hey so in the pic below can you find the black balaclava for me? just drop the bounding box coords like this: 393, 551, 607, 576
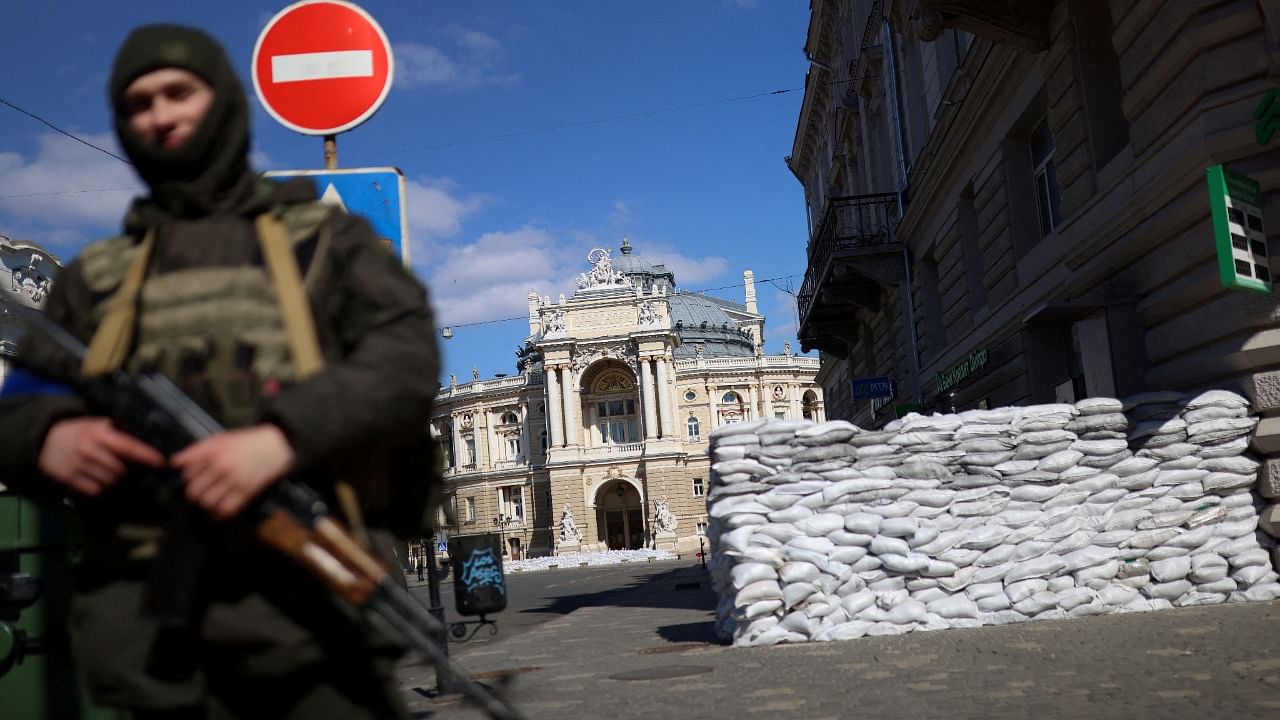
110, 24, 254, 217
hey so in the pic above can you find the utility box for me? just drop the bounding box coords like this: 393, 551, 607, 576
0, 492, 122, 719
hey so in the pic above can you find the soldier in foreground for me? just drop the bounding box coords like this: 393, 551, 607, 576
0, 24, 439, 719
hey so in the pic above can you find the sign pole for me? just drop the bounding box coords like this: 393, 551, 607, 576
423, 537, 455, 695
324, 134, 338, 170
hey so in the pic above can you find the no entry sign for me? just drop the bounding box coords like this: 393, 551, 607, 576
252, 0, 394, 135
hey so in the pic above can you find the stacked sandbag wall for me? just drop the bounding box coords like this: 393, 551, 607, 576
707, 391, 1280, 647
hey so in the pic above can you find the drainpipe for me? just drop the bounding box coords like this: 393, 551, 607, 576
884, 19, 922, 404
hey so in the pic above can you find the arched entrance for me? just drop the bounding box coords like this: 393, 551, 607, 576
596, 480, 645, 550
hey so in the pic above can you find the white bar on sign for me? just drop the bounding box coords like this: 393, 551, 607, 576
271, 50, 374, 83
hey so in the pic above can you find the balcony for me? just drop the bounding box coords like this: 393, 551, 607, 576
797, 193, 902, 357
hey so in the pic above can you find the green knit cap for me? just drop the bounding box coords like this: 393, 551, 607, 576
110, 24, 252, 215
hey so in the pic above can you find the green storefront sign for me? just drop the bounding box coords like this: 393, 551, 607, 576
935, 348, 989, 394
1207, 165, 1270, 294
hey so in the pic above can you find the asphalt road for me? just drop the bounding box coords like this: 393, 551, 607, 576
405, 558, 700, 645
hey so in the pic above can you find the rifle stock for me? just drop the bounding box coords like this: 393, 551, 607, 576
16, 313, 525, 720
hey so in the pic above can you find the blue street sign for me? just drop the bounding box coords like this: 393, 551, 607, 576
264, 167, 409, 264
437, 537, 448, 555
852, 376, 895, 400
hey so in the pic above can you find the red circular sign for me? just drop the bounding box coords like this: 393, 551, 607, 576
252, 0, 394, 135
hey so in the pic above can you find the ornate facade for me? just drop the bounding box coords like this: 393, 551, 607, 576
0, 236, 61, 390
435, 241, 823, 558
791, 1, 1280, 433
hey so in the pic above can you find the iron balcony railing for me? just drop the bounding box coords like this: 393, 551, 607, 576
797, 193, 899, 325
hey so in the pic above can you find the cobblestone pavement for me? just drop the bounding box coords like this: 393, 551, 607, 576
397, 561, 1280, 720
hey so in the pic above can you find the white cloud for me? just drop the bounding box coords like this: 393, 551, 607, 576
0, 132, 139, 250
393, 27, 521, 90
405, 176, 486, 267
630, 242, 729, 288
425, 226, 579, 326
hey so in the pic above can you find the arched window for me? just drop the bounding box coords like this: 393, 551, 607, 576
719, 390, 746, 425
687, 415, 701, 441
803, 390, 819, 421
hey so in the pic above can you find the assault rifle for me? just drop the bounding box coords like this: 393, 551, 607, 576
17, 314, 524, 720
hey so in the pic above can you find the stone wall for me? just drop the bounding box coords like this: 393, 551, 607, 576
707, 391, 1280, 647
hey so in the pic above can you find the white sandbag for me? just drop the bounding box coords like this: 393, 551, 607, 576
869, 577, 908, 594
1010, 484, 1065, 502
1146, 546, 1191, 561
1039, 450, 1085, 473
1105, 509, 1149, 531
718, 526, 758, 554
796, 513, 846, 536
1228, 547, 1272, 569
787, 536, 837, 555
830, 547, 869, 565
901, 489, 956, 508
960, 526, 1014, 550
752, 523, 804, 544
832, 590, 876, 620
1149, 556, 1192, 582
739, 598, 784, 620
1062, 545, 1118, 572
938, 566, 981, 591
1239, 583, 1280, 601
881, 552, 930, 574
965, 582, 1006, 600
1142, 579, 1192, 601
884, 598, 928, 625
849, 555, 883, 573
1005, 578, 1049, 604
731, 562, 777, 588
1056, 587, 1096, 610
1189, 554, 1229, 583
768, 505, 815, 524
1126, 528, 1181, 550
1006, 555, 1067, 583
1216, 517, 1259, 537
1075, 560, 1120, 583
1013, 591, 1060, 615
1203, 472, 1256, 492
829, 530, 873, 547
826, 620, 873, 641
1051, 531, 1096, 555
779, 562, 822, 584
1091, 530, 1131, 547
975, 544, 1018, 567
928, 594, 979, 619
782, 582, 817, 610
740, 546, 785, 565
916, 530, 964, 555
869, 535, 910, 556
879, 517, 920, 538
1012, 541, 1054, 562
921, 559, 961, 578
1196, 578, 1237, 594
738, 579, 784, 604
908, 524, 941, 548
845, 512, 882, 535
912, 586, 949, 604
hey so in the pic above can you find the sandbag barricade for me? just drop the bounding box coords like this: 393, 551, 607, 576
707, 391, 1280, 647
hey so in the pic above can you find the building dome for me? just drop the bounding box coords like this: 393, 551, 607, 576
611, 238, 675, 293
668, 292, 755, 358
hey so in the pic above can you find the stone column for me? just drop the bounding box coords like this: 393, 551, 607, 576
546, 365, 564, 447
519, 403, 531, 462
747, 385, 759, 421
452, 414, 464, 468
640, 358, 658, 440
763, 383, 775, 418
485, 408, 498, 465
706, 384, 717, 430
655, 356, 674, 438
561, 365, 579, 446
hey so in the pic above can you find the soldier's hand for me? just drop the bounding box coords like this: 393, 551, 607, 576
172, 424, 295, 520
38, 417, 165, 496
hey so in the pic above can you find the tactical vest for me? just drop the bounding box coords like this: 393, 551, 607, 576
76, 202, 442, 539
77, 202, 331, 429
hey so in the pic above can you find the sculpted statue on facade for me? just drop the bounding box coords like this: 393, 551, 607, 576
571, 343, 638, 373
544, 310, 566, 338
575, 248, 628, 290
559, 506, 582, 544
653, 496, 677, 534
636, 300, 659, 329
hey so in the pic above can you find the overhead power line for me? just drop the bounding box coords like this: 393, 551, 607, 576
0, 96, 131, 164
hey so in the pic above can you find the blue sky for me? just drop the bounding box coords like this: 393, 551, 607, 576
0, 1, 814, 383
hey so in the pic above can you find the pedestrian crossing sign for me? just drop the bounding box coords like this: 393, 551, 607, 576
1207, 165, 1270, 294
265, 167, 409, 265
